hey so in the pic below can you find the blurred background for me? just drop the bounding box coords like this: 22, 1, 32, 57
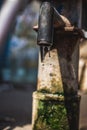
0, 0, 87, 130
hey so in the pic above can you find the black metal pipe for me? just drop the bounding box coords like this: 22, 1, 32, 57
37, 2, 65, 47
37, 2, 54, 46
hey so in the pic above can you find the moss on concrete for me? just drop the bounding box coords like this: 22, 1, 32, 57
32, 93, 80, 130
34, 100, 69, 130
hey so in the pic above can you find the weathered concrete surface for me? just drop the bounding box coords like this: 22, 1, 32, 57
37, 49, 63, 94
37, 30, 80, 96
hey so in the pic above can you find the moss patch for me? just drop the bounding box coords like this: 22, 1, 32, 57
34, 100, 69, 130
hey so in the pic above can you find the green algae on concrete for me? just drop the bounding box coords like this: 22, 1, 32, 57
32, 92, 81, 130
32, 92, 69, 130
35, 100, 69, 130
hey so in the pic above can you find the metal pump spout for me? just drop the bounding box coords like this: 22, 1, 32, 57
37, 1, 68, 60
37, 2, 66, 46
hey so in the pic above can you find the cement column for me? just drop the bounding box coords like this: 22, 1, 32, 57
32, 28, 81, 130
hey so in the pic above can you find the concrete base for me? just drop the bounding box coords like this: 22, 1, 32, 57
32, 92, 80, 130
